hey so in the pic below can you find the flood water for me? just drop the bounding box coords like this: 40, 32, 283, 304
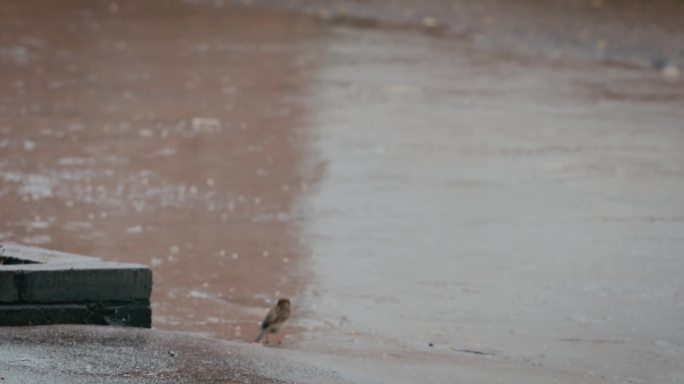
297, 28, 684, 383
1, 1, 684, 383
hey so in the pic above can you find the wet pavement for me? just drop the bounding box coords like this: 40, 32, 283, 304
0, 324, 622, 384
228, 0, 684, 68
297, 26, 684, 383
2, 0, 684, 383
0, 325, 347, 384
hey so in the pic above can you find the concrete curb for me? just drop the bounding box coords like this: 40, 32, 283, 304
0, 244, 152, 327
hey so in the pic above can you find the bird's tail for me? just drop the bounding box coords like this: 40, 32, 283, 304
255, 328, 267, 343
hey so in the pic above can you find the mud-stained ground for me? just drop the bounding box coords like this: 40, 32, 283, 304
1, 1, 684, 383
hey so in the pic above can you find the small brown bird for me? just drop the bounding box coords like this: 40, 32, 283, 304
255, 298, 291, 344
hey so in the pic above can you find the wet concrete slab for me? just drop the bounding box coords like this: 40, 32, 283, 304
0, 324, 613, 384
1, 0, 684, 383
0, 325, 348, 384
0, 244, 151, 304
0, 244, 151, 326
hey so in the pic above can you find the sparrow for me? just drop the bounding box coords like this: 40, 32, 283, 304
255, 298, 291, 344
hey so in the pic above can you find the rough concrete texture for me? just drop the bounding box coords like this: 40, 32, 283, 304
0, 325, 347, 384
0, 325, 626, 384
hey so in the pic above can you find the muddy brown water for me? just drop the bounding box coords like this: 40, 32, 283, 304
0, 0, 322, 342
1, 1, 684, 383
